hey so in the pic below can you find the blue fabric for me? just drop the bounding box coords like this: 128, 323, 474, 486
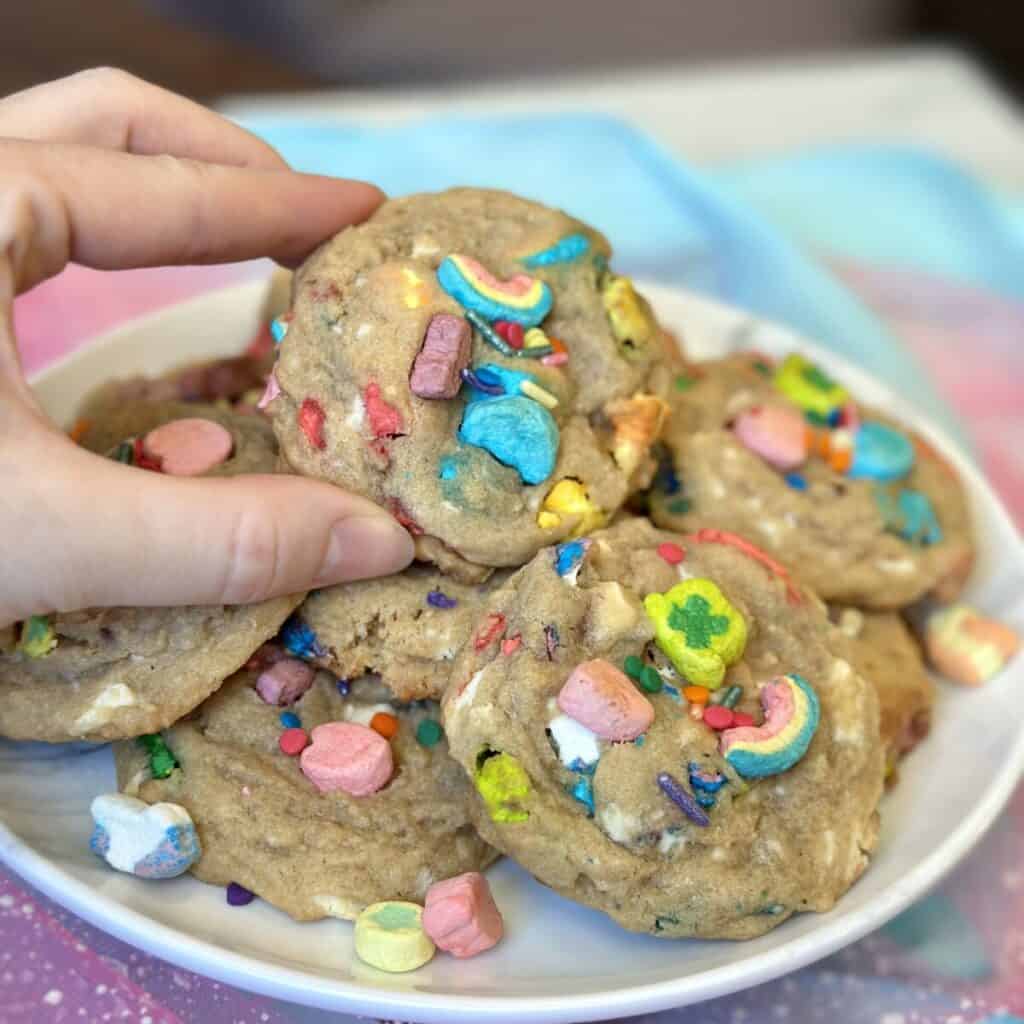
242, 113, 970, 437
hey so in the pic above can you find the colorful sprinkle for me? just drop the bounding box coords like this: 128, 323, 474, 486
570, 774, 595, 817
784, 472, 807, 491
554, 538, 590, 582
409, 313, 472, 400
423, 872, 504, 959
692, 528, 803, 605
427, 590, 458, 609
666, 497, 692, 516
848, 421, 915, 482
923, 604, 1019, 686
279, 711, 301, 729
536, 479, 607, 536
720, 673, 820, 779
544, 623, 560, 660
17, 615, 57, 658
370, 712, 400, 739
683, 685, 710, 704
643, 579, 747, 689
674, 373, 697, 391
364, 382, 405, 439
137, 734, 178, 780
459, 394, 559, 485
474, 751, 531, 823
279, 727, 309, 756
270, 316, 289, 344
438, 254, 552, 327
623, 655, 645, 683
494, 320, 525, 348
638, 665, 663, 694
656, 542, 685, 565
501, 633, 523, 656
465, 308, 516, 357
721, 685, 743, 709
416, 718, 444, 747
520, 232, 591, 268
460, 366, 505, 396
336, 678, 351, 697
875, 487, 943, 545
473, 613, 507, 652
90, 794, 201, 879
298, 397, 327, 450
226, 882, 255, 906
257, 370, 281, 410
656, 772, 710, 828
732, 711, 756, 727
131, 437, 164, 472
355, 901, 435, 973
111, 441, 135, 464
702, 705, 735, 731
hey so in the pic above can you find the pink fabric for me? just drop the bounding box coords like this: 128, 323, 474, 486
4, 260, 1024, 1023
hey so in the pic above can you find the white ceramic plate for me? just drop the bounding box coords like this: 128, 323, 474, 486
5, 280, 1023, 1024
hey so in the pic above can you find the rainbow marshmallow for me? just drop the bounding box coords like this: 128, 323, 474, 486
719, 673, 820, 779
437, 255, 552, 327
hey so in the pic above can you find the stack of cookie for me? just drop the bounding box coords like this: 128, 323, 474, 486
3, 189, 1019, 969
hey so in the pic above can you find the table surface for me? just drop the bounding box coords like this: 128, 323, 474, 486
5, 46, 1024, 1024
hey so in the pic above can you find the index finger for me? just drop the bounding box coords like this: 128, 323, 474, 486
0, 68, 286, 171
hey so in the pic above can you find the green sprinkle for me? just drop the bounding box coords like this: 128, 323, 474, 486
415, 718, 444, 748
17, 616, 57, 658
639, 665, 663, 694
666, 498, 692, 516
722, 685, 743, 709
138, 734, 179, 779
674, 374, 696, 391
803, 410, 832, 427
752, 360, 772, 376
111, 441, 135, 464
623, 655, 644, 682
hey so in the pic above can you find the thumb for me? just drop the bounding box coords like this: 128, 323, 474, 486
13, 442, 415, 615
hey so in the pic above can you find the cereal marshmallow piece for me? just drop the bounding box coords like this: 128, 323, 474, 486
255, 658, 315, 706
354, 901, 436, 973
423, 872, 504, 958
558, 658, 653, 741
89, 793, 200, 879
141, 418, 234, 476
773, 353, 848, 419
606, 393, 670, 476
924, 604, 1020, 686
643, 579, 747, 689
409, 313, 472, 400
537, 479, 607, 537
474, 751, 531, 823
732, 404, 807, 471
601, 274, 655, 358
299, 722, 393, 796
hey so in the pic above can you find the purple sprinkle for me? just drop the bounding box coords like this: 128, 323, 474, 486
657, 771, 710, 828
460, 367, 504, 395
336, 678, 350, 697
427, 590, 458, 609
226, 882, 255, 906
544, 623, 560, 661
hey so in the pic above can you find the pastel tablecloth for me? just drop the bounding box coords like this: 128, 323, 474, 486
4, 119, 1024, 1023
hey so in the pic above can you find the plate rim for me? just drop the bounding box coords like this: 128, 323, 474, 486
6, 278, 1023, 1024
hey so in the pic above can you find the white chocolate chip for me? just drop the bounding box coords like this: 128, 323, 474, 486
74, 685, 137, 732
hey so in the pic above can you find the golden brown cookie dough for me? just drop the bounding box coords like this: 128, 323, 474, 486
649, 354, 974, 608
115, 671, 497, 921
834, 606, 933, 777
0, 403, 300, 742
442, 517, 884, 940
297, 567, 509, 702
269, 188, 673, 575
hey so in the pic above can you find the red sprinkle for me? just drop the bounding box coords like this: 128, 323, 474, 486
387, 499, 424, 536
732, 711, 756, 727
501, 634, 523, 656
656, 542, 686, 565
298, 397, 327, 450
494, 320, 525, 349
473, 613, 507, 652
364, 383, 404, 439
132, 437, 164, 472
279, 727, 309, 756
702, 705, 735, 730
691, 528, 803, 606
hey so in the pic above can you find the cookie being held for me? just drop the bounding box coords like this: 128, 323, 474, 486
114, 670, 496, 922
650, 354, 975, 608
442, 517, 884, 940
269, 188, 672, 578
0, 402, 300, 743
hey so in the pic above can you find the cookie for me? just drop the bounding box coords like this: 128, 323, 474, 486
294, 567, 509, 702
114, 670, 497, 922
442, 517, 884, 940
834, 607, 933, 776
0, 403, 299, 742
649, 354, 974, 608
268, 188, 672, 578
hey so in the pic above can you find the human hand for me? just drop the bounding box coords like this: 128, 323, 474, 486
0, 69, 414, 628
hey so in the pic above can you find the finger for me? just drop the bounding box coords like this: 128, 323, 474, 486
0, 140, 383, 290
6, 439, 414, 617
0, 67, 286, 171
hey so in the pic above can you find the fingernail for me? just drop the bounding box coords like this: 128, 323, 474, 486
314, 515, 414, 586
